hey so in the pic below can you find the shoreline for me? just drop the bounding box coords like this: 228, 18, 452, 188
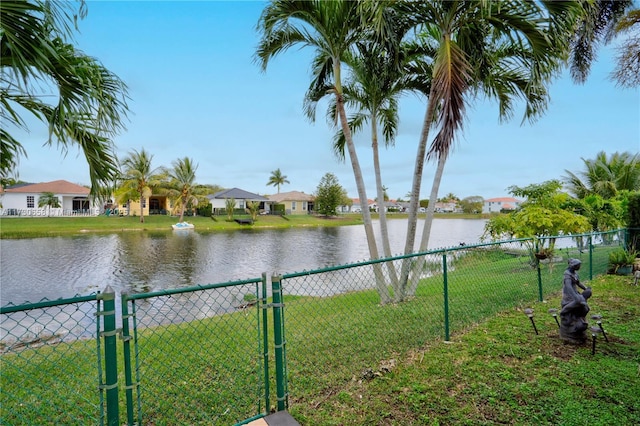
0, 213, 489, 239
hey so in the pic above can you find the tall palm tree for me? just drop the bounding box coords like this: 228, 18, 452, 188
37, 192, 60, 217
563, 151, 640, 199
167, 157, 201, 223
390, 1, 578, 297
267, 168, 290, 193
117, 149, 163, 223
0, 0, 129, 193
256, 0, 392, 303
313, 37, 431, 293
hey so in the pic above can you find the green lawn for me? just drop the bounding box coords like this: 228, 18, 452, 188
2, 264, 637, 425
0, 214, 365, 238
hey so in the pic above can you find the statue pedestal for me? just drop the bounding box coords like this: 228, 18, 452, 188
559, 315, 589, 344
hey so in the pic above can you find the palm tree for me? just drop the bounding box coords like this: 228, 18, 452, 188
611, 8, 640, 88
267, 168, 290, 193
167, 157, 201, 223
37, 192, 60, 217
389, 1, 578, 297
563, 151, 640, 199
313, 37, 431, 293
117, 149, 163, 223
0, 0, 129, 193
256, 0, 392, 303
568, 0, 633, 84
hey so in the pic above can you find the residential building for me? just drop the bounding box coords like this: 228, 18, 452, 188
207, 188, 270, 214
482, 197, 522, 214
1, 180, 100, 216
267, 191, 314, 215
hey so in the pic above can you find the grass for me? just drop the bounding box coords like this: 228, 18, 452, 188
1, 250, 637, 425
0, 212, 485, 239
288, 274, 640, 426
0, 214, 364, 238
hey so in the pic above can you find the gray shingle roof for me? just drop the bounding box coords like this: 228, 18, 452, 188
208, 188, 269, 201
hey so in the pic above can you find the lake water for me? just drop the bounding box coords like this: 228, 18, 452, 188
0, 218, 487, 305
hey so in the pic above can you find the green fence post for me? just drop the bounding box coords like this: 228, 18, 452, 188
99, 286, 120, 426
535, 239, 543, 302
589, 235, 593, 280
121, 293, 135, 425
271, 274, 287, 411
261, 273, 270, 413
443, 253, 450, 342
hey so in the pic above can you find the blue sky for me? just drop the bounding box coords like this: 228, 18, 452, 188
14, 0, 640, 201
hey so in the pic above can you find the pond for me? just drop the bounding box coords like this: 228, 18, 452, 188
1, 218, 488, 305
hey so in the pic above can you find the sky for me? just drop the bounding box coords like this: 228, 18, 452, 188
12, 0, 640, 201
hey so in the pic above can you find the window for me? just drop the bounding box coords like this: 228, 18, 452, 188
27, 196, 34, 208
302, 201, 307, 211
292, 201, 297, 211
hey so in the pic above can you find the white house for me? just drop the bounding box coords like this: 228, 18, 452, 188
1, 180, 100, 216
482, 197, 522, 214
207, 188, 270, 214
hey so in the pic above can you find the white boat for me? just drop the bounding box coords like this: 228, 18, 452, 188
172, 222, 195, 230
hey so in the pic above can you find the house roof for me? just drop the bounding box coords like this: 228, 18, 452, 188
485, 197, 521, 203
4, 180, 90, 195
268, 191, 314, 202
351, 198, 375, 206
208, 187, 268, 201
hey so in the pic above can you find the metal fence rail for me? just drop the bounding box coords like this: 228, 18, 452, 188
0, 229, 627, 425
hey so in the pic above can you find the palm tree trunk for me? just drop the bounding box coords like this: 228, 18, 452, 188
336, 93, 390, 304
419, 153, 446, 253
405, 153, 447, 296
139, 195, 145, 223
371, 116, 399, 294
179, 204, 185, 223
399, 85, 438, 300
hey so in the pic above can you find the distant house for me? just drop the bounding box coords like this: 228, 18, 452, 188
348, 198, 375, 213
207, 188, 269, 214
1, 180, 100, 216
268, 191, 315, 215
482, 197, 522, 214
434, 202, 458, 213
123, 194, 172, 217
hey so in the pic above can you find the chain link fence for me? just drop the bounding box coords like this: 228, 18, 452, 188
277, 230, 626, 407
121, 278, 270, 425
0, 296, 104, 425
0, 229, 626, 424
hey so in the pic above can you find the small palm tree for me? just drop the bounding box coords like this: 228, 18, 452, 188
225, 198, 236, 221
246, 201, 261, 221
563, 151, 640, 199
267, 169, 290, 193
167, 157, 202, 223
38, 192, 60, 217
117, 148, 164, 223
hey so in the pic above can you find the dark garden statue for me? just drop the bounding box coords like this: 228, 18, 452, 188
559, 259, 592, 343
